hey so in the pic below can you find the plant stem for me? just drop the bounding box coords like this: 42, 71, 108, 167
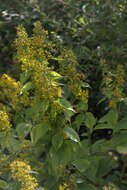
88, 130, 92, 154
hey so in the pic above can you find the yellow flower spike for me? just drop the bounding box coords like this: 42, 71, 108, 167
0, 74, 20, 109
10, 159, 38, 190
58, 48, 88, 102
101, 62, 125, 109
0, 110, 12, 132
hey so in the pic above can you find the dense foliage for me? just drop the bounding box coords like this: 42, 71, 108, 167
0, 0, 127, 190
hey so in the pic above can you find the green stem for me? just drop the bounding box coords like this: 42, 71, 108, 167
88, 129, 92, 154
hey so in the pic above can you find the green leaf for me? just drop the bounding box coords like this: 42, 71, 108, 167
0, 179, 7, 189
33, 100, 49, 115
31, 122, 49, 144
82, 82, 91, 88
110, 131, 127, 147
16, 123, 32, 138
84, 112, 96, 132
64, 109, 74, 122
52, 133, 63, 151
49, 71, 63, 80
57, 142, 72, 166
76, 183, 98, 190
99, 109, 118, 127
91, 139, 112, 153
75, 113, 85, 125
49, 142, 72, 170
77, 101, 88, 112
79, 17, 85, 25
25, 100, 49, 119
84, 155, 100, 183
20, 81, 34, 95
20, 69, 31, 84
73, 159, 90, 172
72, 113, 85, 130
63, 126, 80, 143
0, 135, 9, 150
58, 98, 76, 112
97, 97, 107, 105
96, 156, 118, 177
75, 178, 84, 184
95, 123, 114, 130
7, 136, 21, 153
117, 144, 127, 154
115, 118, 127, 131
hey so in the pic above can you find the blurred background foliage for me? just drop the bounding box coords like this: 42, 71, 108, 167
0, 0, 127, 117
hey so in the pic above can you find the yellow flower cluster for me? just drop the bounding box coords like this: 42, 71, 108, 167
109, 64, 125, 109
58, 48, 88, 102
10, 159, 38, 190
101, 60, 125, 109
14, 21, 62, 108
0, 110, 12, 132
19, 94, 32, 107
0, 74, 20, 109
0, 74, 31, 110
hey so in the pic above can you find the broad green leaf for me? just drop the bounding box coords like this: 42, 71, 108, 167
32, 100, 49, 115
58, 98, 76, 112
52, 133, 63, 151
75, 113, 85, 125
57, 142, 72, 166
117, 144, 127, 154
20, 81, 34, 95
0, 179, 7, 189
63, 126, 80, 143
0, 136, 8, 150
115, 118, 127, 131
111, 131, 127, 147
16, 123, 32, 138
64, 109, 74, 122
72, 113, 85, 130
25, 100, 49, 119
31, 122, 49, 144
91, 139, 113, 153
7, 136, 21, 153
84, 155, 102, 183
96, 156, 118, 177
84, 112, 96, 132
99, 109, 118, 127
49, 142, 72, 170
73, 159, 90, 172
44, 176, 59, 190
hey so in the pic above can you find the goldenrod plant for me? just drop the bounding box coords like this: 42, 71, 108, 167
0, 22, 127, 190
